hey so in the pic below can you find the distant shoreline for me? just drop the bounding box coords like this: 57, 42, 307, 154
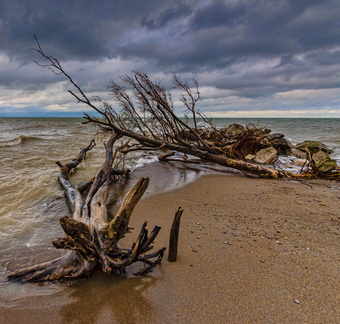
1, 116, 340, 119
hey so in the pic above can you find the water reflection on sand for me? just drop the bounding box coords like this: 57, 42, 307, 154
60, 274, 157, 324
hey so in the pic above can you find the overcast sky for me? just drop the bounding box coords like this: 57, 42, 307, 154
1, 0, 340, 117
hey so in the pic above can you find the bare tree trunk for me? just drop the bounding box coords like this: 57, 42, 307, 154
86, 118, 292, 179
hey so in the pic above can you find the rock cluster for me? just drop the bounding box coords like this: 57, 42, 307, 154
181, 123, 338, 174
221, 124, 338, 173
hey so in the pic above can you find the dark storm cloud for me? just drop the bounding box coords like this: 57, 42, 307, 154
2, 0, 339, 70
1, 0, 174, 60
191, 0, 245, 29
115, 0, 340, 75
141, 3, 193, 30
0, 0, 340, 116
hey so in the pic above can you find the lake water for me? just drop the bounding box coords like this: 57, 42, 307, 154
0, 117, 339, 305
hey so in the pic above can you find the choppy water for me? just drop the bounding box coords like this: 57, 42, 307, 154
0, 117, 339, 304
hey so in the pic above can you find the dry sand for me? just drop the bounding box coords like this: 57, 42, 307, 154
1, 174, 339, 323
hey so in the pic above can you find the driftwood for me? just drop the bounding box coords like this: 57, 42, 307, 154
159, 152, 202, 164
168, 207, 184, 262
8, 134, 166, 282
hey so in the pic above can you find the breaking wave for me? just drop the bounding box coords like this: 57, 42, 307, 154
0, 135, 45, 147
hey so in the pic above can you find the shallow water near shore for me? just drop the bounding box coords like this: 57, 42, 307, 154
0, 117, 339, 314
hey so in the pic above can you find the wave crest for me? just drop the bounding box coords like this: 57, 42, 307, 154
0, 135, 44, 147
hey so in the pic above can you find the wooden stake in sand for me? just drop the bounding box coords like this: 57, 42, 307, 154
168, 207, 184, 262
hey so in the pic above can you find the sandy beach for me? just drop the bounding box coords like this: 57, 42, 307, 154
1, 174, 339, 324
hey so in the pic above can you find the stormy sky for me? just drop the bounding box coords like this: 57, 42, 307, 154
1, 0, 340, 117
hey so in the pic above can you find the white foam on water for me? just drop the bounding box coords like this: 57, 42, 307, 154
0, 137, 22, 147
129, 155, 159, 171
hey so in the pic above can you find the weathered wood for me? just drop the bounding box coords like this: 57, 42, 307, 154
7, 252, 94, 283
158, 151, 176, 161
168, 207, 184, 262
8, 136, 166, 283
159, 151, 202, 164
56, 139, 96, 220
101, 177, 150, 246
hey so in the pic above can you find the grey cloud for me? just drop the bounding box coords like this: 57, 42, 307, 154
1, 0, 340, 116
303, 49, 340, 66
116, 0, 340, 75
191, 0, 246, 29
189, 0, 340, 58
3, 0, 340, 67
1, 0, 164, 60
141, 3, 193, 30
275, 55, 304, 68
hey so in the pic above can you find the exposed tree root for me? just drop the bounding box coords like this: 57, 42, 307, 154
8, 136, 166, 283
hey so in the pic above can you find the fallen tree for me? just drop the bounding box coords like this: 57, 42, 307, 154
8, 135, 166, 282
29, 36, 339, 180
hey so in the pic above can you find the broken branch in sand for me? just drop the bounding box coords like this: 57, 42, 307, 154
168, 207, 184, 262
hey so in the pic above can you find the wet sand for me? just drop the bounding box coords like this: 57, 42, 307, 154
1, 174, 339, 323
